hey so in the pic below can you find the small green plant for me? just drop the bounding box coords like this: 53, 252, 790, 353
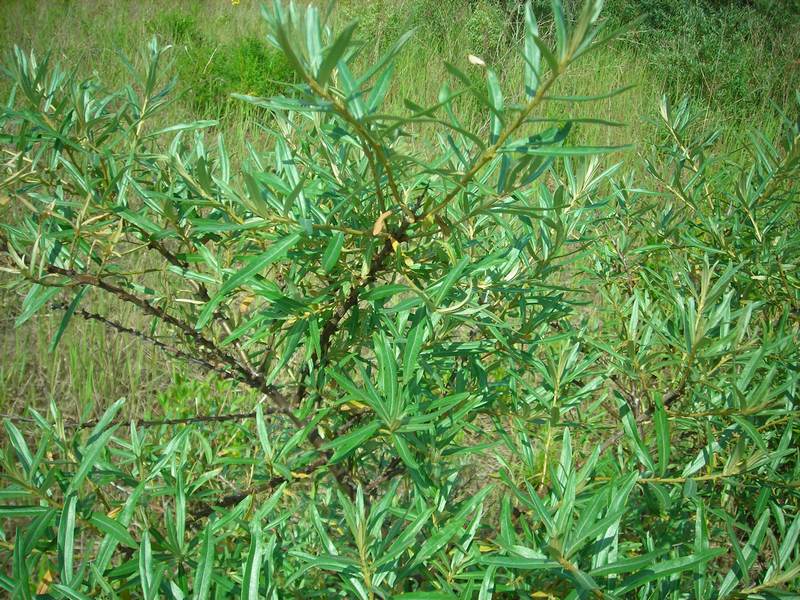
149, 8, 295, 117
0, 1, 798, 598
176, 35, 295, 117
150, 9, 203, 44
466, 1, 509, 63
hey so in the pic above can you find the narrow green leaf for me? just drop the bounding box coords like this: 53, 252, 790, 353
551, 0, 567, 59
479, 564, 497, 600
196, 233, 300, 329
654, 396, 670, 476
617, 549, 726, 594
145, 120, 217, 139
66, 426, 117, 495
16, 284, 62, 327
89, 513, 137, 549
176, 470, 186, 551
375, 507, 434, 568
433, 256, 469, 305
482, 555, 560, 569
407, 486, 493, 569
487, 69, 503, 144
321, 231, 344, 273
88, 398, 125, 444
393, 593, 457, 600
732, 415, 767, 452
590, 550, 666, 577
194, 526, 214, 600
375, 332, 399, 419
324, 420, 381, 464
241, 525, 263, 600
392, 433, 419, 469
505, 144, 630, 157
718, 510, 770, 597
58, 495, 77, 585
255, 404, 274, 460
619, 399, 655, 473
139, 531, 153, 600
49, 287, 88, 352
777, 514, 800, 570
403, 311, 427, 386
12, 528, 31, 600
523, 1, 540, 99
317, 21, 357, 87
266, 319, 307, 386
50, 584, 93, 600
4, 420, 33, 475
532, 31, 559, 73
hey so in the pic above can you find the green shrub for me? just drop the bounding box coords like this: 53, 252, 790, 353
466, 0, 509, 63
149, 9, 203, 44
148, 9, 294, 117
173, 35, 295, 117
602, 0, 800, 113
339, 0, 501, 57
0, 1, 799, 598
521, 0, 800, 116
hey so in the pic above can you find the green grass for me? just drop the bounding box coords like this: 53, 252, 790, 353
0, 0, 797, 420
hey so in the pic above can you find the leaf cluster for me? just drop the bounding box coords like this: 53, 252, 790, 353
0, 1, 798, 597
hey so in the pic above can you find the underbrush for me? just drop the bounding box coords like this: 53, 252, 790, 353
531, 0, 800, 113
0, 0, 798, 597
151, 10, 295, 117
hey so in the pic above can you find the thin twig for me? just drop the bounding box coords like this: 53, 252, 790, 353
0, 410, 274, 431
51, 301, 229, 376
38, 264, 301, 423
294, 226, 407, 405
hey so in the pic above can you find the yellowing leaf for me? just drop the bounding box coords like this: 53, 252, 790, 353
36, 570, 54, 594
372, 210, 392, 236
239, 293, 255, 313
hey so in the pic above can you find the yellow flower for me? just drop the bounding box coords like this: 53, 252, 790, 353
231, 0, 240, 5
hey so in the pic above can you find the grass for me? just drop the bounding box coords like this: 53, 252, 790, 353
0, 0, 797, 421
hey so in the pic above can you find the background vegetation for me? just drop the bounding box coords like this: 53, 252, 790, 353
0, 0, 798, 597
1, 0, 798, 415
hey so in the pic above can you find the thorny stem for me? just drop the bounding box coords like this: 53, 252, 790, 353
36, 264, 303, 425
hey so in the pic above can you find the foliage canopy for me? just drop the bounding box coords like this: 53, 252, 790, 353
0, 0, 799, 597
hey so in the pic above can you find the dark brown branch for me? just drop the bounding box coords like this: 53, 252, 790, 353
295, 225, 408, 405
46, 266, 225, 362
662, 382, 686, 407
0, 410, 271, 430
145, 237, 257, 372
38, 266, 353, 494
51, 301, 229, 376
365, 458, 403, 494
49, 301, 273, 409
191, 448, 405, 524
41, 264, 301, 424
188, 454, 329, 523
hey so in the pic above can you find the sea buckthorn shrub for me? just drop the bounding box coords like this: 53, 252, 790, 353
0, 1, 798, 597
